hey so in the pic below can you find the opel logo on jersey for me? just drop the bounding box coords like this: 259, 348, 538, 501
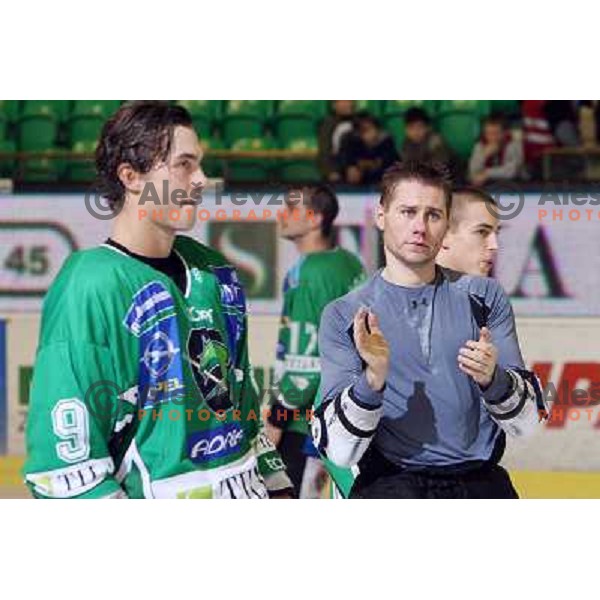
142, 331, 180, 377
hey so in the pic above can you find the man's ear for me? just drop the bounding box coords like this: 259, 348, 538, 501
310, 210, 323, 231
117, 163, 143, 196
375, 202, 385, 232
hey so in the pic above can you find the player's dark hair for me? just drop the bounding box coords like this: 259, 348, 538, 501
380, 160, 453, 214
483, 111, 506, 129
301, 183, 339, 239
449, 186, 497, 229
96, 101, 194, 210
452, 186, 497, 207
404, 107, 431, 126
355, 110, 381, 130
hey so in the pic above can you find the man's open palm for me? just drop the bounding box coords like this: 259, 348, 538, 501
353, 307, 390, 392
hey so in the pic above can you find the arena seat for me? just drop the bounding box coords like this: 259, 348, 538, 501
222, 101, 274, 145
200, 136, 225, 179
17, 110, 58, 151
68, 114, 104, 145
21, 101, 60, 120
224, 100, 274, 120
277, 100, 327, 118
226, 136, 274, 182
222, 118, 265, 146
354, 100, 383, 116
277, 136, 320, 183
0, 139, 16, 176
71, 100, 121, 119
21, 153, 64, 183
383, 115, 407, 147
65, 140, 96, 182
0, 113, 7, 140
178, 100, 222, 136
0, 100, 20, 122
437, 100, 491, 118
275, 116, 318, 145
491, 100, 521, 117
437, 111, 481, 159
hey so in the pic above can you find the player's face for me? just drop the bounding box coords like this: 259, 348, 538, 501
359, 121, 379, 146
442, 201, 500, 276
483, 123, 503, 146
140, 125, 207, 232
405, 121, 428, 144
333, 100, 354, 116
279, 190, 319, 241
376, 179, 448, 267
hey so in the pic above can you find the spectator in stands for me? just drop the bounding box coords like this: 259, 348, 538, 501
578, 101, 598, 147
468, 113, 523, 185
339, 112, 399, 185
545, 101, 579, 147
401, 107, 452, 165
318, 100, 356, 182
522, 100, 554, 179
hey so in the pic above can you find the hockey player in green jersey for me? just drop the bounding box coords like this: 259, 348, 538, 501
264, 184, 365, 497
23, 101, 293, 499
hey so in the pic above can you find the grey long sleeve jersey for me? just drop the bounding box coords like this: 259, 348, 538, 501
314, 267, 543, 469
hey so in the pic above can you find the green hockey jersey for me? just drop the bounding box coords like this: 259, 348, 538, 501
273, 247, 365, 434
24, 236, 290, 499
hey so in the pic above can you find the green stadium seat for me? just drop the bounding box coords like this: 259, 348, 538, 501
354, 100, 383, 116
17, 116, 58, 151
71, 100, 120, 119
230, 137, 271, 151
20, 151, 65, 183
437, 100, 491, 118
491, 100, 521, 117
276, 100, 327, 118
0, 100, 20, 122
227, 137, 274, 183
68, 115, 105, 144
277, 137, 320, 184
281, 137, 318, 151
53, 100, 72, 121
21, 100, 71, 120
223, 101, 274, 119
200, 137, 225, 179
384, 116, 407, 147
178, 101, 222, 136
435, 102, 490, 160
222, 101, 273, 145
0, 113, 7, 140
275, 115, 318, 145
383, 100, 437, 117
65, 141, 96, 182
192, 117, 214, 138
178, 100, 222, 119
0, 139, 16, 177
438, 113, 481, 160
222, 118, 265, 147
21, 101, 61, 120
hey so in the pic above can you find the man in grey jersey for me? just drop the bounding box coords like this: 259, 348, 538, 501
312, 161, 544, 499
